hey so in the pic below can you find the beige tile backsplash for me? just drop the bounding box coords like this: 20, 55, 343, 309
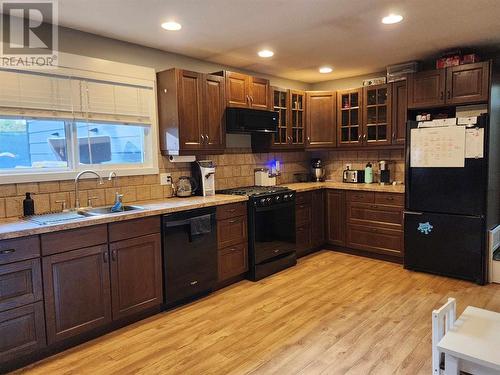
0, 148, 404, 219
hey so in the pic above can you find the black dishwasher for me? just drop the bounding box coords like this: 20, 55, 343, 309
162, 207, 217, 307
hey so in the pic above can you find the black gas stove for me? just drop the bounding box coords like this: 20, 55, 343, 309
218, 186, 297, 280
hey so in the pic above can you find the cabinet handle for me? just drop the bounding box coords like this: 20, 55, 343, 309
111, 249, 117, 262
440, 91, 444, 100
386, 197, 394, 200
371, 205, 378, 209
190, 280, 198, 286
363, 134, 367, 141
372, 228, 378, 233
228, 248, 238, 252
103, 251, 109, 263
273, 249, 280, 253
200, 134, 206, 143
226, 209, 236, 213
0, 248, 15, 255
206, 134, 209, 143
392, 132, 396, 141
358, 135, 362, 141
228, 219, 238, 224
307, 136, 311, 144
447, 91, 451, 99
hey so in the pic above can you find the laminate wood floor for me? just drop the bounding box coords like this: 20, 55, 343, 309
15, 251, 500, 375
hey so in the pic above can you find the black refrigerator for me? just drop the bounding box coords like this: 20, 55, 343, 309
404, 114, 497, 285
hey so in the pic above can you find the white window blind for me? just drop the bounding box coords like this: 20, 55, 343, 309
0, 69, 153, 124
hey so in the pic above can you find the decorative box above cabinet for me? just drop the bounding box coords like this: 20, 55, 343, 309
407, 61, 490, 109
213, 71, 271, 110
157, 68, 225, 155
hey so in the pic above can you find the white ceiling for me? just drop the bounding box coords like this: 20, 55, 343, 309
58, 0, 500, 83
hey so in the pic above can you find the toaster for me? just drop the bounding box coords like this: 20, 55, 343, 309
343, 169, 365, 183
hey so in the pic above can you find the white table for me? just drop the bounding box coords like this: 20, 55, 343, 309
438, 306, 500, 375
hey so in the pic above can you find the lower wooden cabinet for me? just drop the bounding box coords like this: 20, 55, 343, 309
0, 258, 42, 312
218, 243, 248, 281
311, 190, 325, 247
109, 234, 162, 320
295, 191, 325, 257
0, 302, 46, 363
326, 190, 346, 247
346, 224, 403, 257
43, 245, 112, 344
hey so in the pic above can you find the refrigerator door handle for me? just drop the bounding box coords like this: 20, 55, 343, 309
404, 211, 423, 215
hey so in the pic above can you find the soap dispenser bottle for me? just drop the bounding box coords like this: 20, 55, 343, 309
23, 192, 35, 216
364, 162, 373, 184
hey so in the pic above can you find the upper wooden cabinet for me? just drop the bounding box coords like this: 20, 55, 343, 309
392, 80, 407, 145
268, 87, 305, 149
337, 88, 363, 147
222, 71, 271, 110
362, 84, 392, 146
305, 91, 336, 148
157, 69, 225, 154
408, 61, 490, 108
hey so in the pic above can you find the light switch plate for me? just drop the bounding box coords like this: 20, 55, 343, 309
160, 173, 172, 185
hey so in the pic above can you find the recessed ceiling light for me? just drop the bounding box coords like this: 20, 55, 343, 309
161, 21, 182, 31
382, 14, 403, 24
319, 66, 333, 74
258, 49, 274, 58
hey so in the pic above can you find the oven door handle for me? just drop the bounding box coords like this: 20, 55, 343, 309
253, 201, 295, 212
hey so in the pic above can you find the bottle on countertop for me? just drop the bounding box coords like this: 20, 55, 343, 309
23, 192, 35, 216
364, 162, 373, 184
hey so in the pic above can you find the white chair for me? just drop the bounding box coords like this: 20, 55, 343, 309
432, 297, 457, 375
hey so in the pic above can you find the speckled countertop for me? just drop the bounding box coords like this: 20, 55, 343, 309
282, 181, 405, 194
0, 195, 248, 240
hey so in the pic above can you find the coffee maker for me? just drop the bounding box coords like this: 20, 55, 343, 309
378, 160, 392, 185
311, 158, 325, 182
191, 160, 216, 196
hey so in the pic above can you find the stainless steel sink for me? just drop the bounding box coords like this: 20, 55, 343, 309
78, 205, 144, 217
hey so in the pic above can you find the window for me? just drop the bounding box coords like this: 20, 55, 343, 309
0, 67, 157, 182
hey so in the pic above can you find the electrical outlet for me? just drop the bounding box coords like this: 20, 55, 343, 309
160, 173, 172, 185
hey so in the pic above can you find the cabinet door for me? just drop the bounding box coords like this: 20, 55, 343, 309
203, 74, 226, 151
337, 89, 363, 147
306, 91, 336, 148
326, 190, 346, 247
289, 90, 306, 148
218, 243, 248, 282
217, 216, 248, 249
43, 245, 111, 344
225, 71, 250, 108
311, 190, 325, 247
346, 224, 403, 257
178, 70, 204, 150
0, 302, 46, 363
363, 84, 392, 146
446, 62, 490, 105
407, 70, 446, 108
109, 234, 162, 320
249, 77, 271, 110
391, 80, 407, 145
0, 258, 42, 312
271, 87, 290, 148
296, 224, 312, 257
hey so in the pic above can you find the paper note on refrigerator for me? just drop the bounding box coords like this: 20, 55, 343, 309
410, 126, 465, 167
465, 128, 484, 158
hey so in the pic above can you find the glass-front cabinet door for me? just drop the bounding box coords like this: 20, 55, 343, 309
337, 88, 362, 147
289, 89, 305, 147
363, 84, 392, 146
272, 87, 289, 147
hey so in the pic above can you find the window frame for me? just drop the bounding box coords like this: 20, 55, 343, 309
0, 54, 159, 184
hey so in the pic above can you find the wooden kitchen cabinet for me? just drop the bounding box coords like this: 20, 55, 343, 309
362, 84, 392, 146
305, 91, 337, 148
0, 258, 42, 312
157, 68, 225, 154
218, 243, 248, 281
408, 61, 490, 108
0, 302, 46, 363
391, 80, 407, 144
295, 191, 324, 257
311, 190, 325, 247
109, 234, 162, 320
326, 190, 346, 247
221, 71, 271, 110
337, 88, 363, 147
43, 245, 112, 344
445, 61, 490, 105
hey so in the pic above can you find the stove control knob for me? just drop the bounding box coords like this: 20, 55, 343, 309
283, 194, 289, 201
260, 198, 266, 206
266, 197, 272, 204
275, 195, 281, 202
288, 193, 294, 200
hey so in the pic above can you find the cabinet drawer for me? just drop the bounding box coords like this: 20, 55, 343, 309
0, 236, 40, 265
295, 192, 311, 205
0, 259, 42, 312
0, 301, 46, 363
109, 216, 161, 242
218, 243, 248, 281
41, 225, 107, 256
347, 191, 375, 203
217, 216, 247, 249
374, 193, 404, 206
346, 224, 403, 257
296, 203, 312, 227
216, 202, 247, 220
347, 202, 403, 228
